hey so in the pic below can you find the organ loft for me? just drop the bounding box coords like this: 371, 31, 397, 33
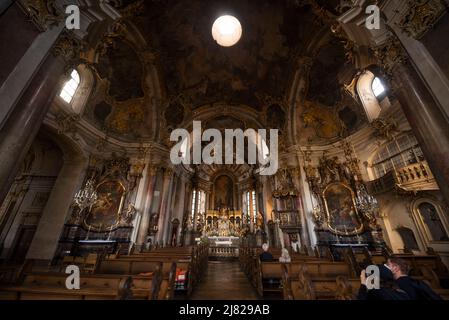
0, 0, 448, 302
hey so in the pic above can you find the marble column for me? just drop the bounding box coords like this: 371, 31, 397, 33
135, 165, 158, 250
290, 167, 311, 248
0, 51, 66, 206
26, 153, 86, 263
162, 175, 178, 245
156, 169, 173, 245
389, 61, 449, 205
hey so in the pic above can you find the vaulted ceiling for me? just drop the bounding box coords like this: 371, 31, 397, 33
81, 0, 366, 145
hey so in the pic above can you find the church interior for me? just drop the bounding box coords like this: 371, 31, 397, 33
1, 0, 449, 301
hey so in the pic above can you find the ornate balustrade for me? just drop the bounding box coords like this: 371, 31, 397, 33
368, 161, 438, 194
209, 246, 239, 259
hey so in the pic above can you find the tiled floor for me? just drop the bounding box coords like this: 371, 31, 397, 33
190, 261, 260, 300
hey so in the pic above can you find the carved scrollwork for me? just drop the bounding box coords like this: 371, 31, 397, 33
52, 33, 84, 64
372, 38, 408, 78
398, 0, 447, 40
18, 0, 62, 31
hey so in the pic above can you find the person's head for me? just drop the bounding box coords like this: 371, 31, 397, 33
281, 248, 290, 258
262, 243, 269, 252
386, 258, 410, 279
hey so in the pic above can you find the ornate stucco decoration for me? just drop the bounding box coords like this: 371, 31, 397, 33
18, 0, 62, 31
51, 32, 84, 64
371, 118, 398, 141
54, 112, 81, 139
372, 37, 408, 78
398, 0, 447, 40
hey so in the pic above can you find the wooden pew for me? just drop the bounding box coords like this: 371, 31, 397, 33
96, 259, 176, 300
282, 260, 356, 300
0, 273, 132, 300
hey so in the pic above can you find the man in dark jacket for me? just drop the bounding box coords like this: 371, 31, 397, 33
386, 258, 443, 300
358, 264, 410, 300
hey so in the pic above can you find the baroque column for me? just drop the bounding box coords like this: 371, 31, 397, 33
374, 38, 449, 204
135, 165, 158, 250
156, 168, 173, 245
0, 33, 82, 206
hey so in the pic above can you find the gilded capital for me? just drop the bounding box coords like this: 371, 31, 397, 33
148, 165, 159, 177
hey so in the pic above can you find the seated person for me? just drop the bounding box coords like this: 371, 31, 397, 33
386, 258, 443, 300
279, 248, 291, 263
259, 243, 274, 262
357, 264, 410, 300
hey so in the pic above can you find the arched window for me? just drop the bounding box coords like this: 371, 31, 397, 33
59, 69, 80, 103
191, 189, 205, 221
372, 77, 386, 97
245, 190, 257, 224
356, 71, 389, 122
372, 133, 424, 179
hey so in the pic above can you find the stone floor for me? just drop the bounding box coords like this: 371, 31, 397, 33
189, 260, 260, 300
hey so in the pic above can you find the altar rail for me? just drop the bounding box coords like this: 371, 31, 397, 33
209, 246, 239, 259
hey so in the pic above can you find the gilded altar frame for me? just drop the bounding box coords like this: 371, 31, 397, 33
322, 182, 364, 236
83, 179, 127, 232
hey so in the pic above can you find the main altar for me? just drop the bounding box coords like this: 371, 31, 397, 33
202, 208, 244, 259
203, 208, 244, 238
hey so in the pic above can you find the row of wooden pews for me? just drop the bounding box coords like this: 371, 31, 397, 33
106, 244, 209, 297
0, 244, 208, 300
241, 245, 449, 300
240, 246, 359, 299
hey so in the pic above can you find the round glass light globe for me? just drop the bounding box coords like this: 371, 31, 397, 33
212, 15, 242, 47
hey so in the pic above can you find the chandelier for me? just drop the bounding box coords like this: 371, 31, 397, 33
73, 178, 98, 215
355, 182, 379, 223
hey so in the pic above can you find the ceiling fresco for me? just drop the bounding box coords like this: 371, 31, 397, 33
80, 0, 366, 145
133, 0, 320, 110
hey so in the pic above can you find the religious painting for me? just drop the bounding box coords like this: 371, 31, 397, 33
323, 183, 363, 235
84, 180, 126, 230
214, 175, 233, 209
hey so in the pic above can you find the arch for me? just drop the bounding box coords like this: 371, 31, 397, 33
356, 70, 382, 122
411, 197, 449, 245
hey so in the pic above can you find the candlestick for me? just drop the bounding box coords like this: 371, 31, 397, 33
107, 225, 113, 241
85, 225, 91, 240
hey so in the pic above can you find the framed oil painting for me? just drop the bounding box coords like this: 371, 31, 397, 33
84, 180, 126, 230
323, 182, 363, 235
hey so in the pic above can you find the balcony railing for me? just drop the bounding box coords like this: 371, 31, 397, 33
368, 161, 438, 194
394, 161, 439, 192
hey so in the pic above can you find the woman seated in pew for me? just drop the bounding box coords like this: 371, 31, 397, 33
279, 248, 291, 263
260, 243, 274, 262
357, 265, 410, 300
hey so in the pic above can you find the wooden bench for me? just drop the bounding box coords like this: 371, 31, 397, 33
0, 273, 132, 300
282, 260, 355, 300
96, 259, 176, 300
